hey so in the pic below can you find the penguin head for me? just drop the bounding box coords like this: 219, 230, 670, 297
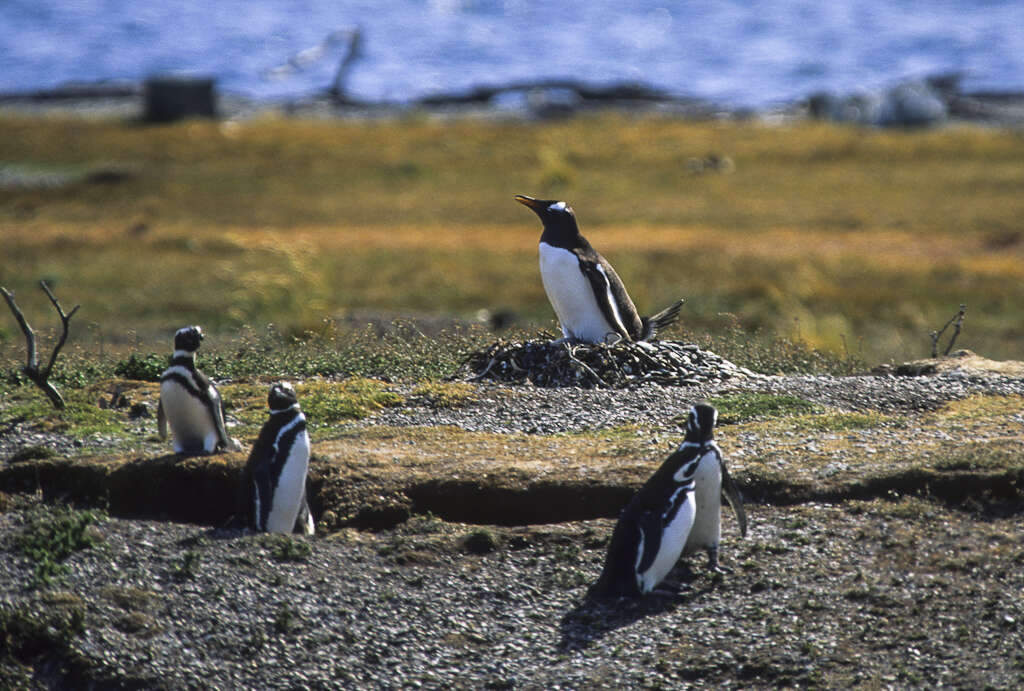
684, 403, 718, 445
173, 325, 204, 353
268, 381, 299, 412
515, 194, 580, 242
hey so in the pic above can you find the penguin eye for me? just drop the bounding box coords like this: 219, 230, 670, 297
547, 201, 568, 213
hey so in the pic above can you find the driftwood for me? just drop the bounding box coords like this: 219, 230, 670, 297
930, 304, 966, 358
415, 79, 676, 107
0, 282, 81, 409
328, 28, 364, 103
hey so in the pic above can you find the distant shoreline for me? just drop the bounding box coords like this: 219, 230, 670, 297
3, 76, 1024, 127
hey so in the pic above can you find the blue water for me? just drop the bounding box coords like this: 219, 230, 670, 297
2, 0, 1022, 108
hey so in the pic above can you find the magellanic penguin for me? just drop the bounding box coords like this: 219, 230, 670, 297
680, 404, 748, 573
157, 326, 234, 455
239, 382, 314, 535
515, 194, 684, 344
590, 403, 746, 597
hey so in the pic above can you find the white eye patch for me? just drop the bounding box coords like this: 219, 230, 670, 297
547, 201, 567, 212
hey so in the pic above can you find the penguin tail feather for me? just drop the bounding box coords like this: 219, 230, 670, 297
640, 298, 685, 341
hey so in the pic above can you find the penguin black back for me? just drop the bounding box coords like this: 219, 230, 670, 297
590, 404, 717, 597
240, 382, 312, 533
515, 194, 683, 342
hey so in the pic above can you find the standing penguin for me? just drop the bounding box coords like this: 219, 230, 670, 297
682, 404, 748, 573
240, 382, 314, 535
590, 403, 746, 597
515, 194, 684, 344
158, 325, 233, 455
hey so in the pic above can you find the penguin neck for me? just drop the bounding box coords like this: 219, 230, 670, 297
270, 404, 301, 415
171, 350, 197, 366
540, 223, 584, 251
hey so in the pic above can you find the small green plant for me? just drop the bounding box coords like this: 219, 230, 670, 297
16, 504, 100, 588
273, 602, 300, 634
173, 550, 202, 581
113, 353, 167, 382
261, 534, 312, 562
461, 529, 498, 555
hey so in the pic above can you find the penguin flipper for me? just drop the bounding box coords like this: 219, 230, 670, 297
719, 458, 748, 538
294, 490, 315, 536
640, 298, 685, 341
634, 509, 664, 576
575, 257, 632, 342
157, 398, 167, 440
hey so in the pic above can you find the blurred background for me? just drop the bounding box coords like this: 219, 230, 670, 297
1, 1, 1023, 372
3, 0, 1024, 107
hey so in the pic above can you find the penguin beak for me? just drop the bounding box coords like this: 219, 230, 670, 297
514, 195, 547, 213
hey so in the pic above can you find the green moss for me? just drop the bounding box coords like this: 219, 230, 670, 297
298, 378, 404, 425
409, 380, 478, 409
709, 393, 820, 424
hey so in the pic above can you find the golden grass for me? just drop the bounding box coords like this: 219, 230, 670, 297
2, 114, 1023, 364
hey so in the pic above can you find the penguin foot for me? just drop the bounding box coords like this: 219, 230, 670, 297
706, 547, 732, 574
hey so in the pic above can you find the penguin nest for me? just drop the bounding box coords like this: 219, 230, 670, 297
456, 338, 758, 389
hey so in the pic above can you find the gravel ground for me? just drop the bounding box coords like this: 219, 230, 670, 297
374, 370, 1024, 435
2, 369, 1023, 688
2, 499, 1022, 689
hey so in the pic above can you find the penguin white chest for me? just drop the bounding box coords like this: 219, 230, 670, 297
539, 242, 619, 342
160, 378, 219, 454
264, 428, 311, 534
637, 487, 696, 593
684, 450, 723, 554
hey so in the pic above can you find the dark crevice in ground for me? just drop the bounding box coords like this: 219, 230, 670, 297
2, 458, 1020, 529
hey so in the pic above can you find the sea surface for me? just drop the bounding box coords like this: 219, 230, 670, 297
2, 0, 1023, 108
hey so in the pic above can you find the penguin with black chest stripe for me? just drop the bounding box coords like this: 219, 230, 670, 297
158, 325, 233, 455
590, 403, 746, 597
681, 403, 748, 573
515, 194, 684, 344
240, 382, 314, 535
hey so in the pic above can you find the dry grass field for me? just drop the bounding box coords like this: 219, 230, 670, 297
1, 113, 1023, 366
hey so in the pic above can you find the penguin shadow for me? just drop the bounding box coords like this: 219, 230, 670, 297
558, 568, 718, 652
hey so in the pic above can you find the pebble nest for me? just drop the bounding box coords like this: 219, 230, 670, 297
457, 339, 761, 388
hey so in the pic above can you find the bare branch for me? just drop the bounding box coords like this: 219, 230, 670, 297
1, 286, 39, 372
930, 304, 967, 358
0, 282, 81, 409
943, 304, 967, 356
38, 280, 81, 377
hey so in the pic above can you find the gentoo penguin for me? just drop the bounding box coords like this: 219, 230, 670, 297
239, 382, 314, 535
590, 403, 745, 597
515, 194, 683, 344
157, 325, 233, 455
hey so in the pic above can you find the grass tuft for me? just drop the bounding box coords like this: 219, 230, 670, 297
709, 393, 820, 424
16, 504, 101, 588
298, 378, 404, 424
